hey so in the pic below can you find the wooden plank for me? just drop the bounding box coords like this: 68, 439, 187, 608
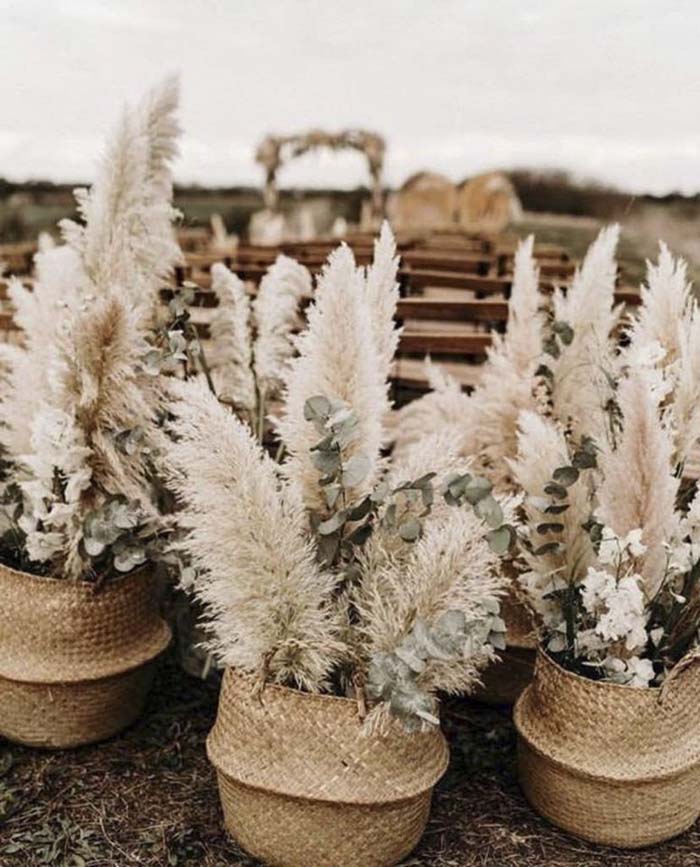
401, 250, 494, 274
399, 330, 491, 356
396, 298, 508, 323
404, 269, 512, 293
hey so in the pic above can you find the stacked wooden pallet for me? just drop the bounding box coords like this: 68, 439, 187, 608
0, 229, 638, 396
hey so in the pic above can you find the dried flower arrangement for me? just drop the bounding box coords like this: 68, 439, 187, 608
513, 239, 700, 686
167, 224, 516, 730
0, 76, 181, 582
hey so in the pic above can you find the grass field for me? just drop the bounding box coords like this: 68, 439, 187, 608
1, 653, 698, 867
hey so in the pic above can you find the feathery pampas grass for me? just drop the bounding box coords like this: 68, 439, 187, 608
549, 224, 620, 441
166, 380, 342, 691
59, 75, 182, 314
275, 243, 387, 511
207, 254, 311, 437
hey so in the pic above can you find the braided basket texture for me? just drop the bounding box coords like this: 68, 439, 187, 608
0, 563, 171, 748
207, 668, 449, 867
514, 647, 700, 847
475, 583, 536, 705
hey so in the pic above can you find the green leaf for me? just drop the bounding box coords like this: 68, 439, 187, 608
370, 481, 390, 503
544, 503, 570, 515
474, 495, 503, 528
533, 541, 563, 556
317, 532, 340, 566
552, 320, 574, 345
486, 525, 512, 555
323, 484, 342, 510
544, 482, 567, 500
383, 503, 397, 527
463, 476, 492, 505
311, 448, 340, 475
342, 453, 371, 488
413, 473, 436, 489
398, 518, 422, 542
348, 497, 372, 521
572, 438, 598, 469
543, 334, 561, 358
318, 511, 347, 535
552, 466, 579, 487
346, 523, 372, 546
536, 522, 565, 534
304, 395, 331, 422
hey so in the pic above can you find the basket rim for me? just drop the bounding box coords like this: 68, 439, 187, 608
0, 563, 171, 684
207, 667, 450, 806
533, 644, 667, 694
514, 645, 700, 783
0, 559, 152, 588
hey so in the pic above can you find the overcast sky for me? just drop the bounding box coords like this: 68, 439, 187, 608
2, 0, 700, 194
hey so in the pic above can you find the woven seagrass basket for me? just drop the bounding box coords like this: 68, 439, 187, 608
0, 563, 171, 748
207, 668, 450, 867
514, 647, 700, 848
475, 583, 536, 705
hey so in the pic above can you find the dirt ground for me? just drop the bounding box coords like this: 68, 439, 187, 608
1, 655, 699, 867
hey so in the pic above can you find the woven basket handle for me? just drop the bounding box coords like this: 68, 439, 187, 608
658, 648, 700, 704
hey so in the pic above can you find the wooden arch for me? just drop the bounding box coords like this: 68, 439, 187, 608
255, 128, 386, 218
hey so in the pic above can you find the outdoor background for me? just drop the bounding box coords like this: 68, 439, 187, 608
2, 0, 700, 273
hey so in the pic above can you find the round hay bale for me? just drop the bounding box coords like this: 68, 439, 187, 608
388, 171, 457, 231
457, 172, 523, 233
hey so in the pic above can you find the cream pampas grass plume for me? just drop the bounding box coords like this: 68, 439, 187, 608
208, 262, 256, 418
550, 224, 620, 441
60, 75, 182, 310
393, 361, 476, 458
252, 254, 310, 401
626, 243, 692, 367
357, 506, 506, 697
363, 221, 401, 399
0, 246, 84, 456
471, 235, 543, 488
671, 308, 700, 464
276, 244, 387, 511
392, 237, 543, 489
624, 245, 700, 465
19, 292, 165, 578
167, 379, 343, 691
595, 365, 680, 595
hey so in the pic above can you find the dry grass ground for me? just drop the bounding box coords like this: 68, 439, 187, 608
1, 655, 699, 866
